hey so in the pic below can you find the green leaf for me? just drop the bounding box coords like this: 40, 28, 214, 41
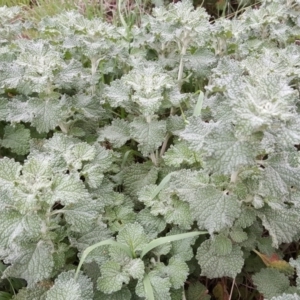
0, 157, 21, 188
64, 142, 96, 170
258, 206, 300, 248
12, 286, 47, 300
157, 257, 189, 289
0, 210, 31, 249
98, 119, 131, 148
186, 281, 211, 300
151, 243, 172, 257
204, 127, 257, 174
22, 157, 52, 184
117, 223, 149, 256
81, 164, 104, 189
123, 258, 145, 280
104, 205, 136, 232
165, 196, 193, 229
124, 62, 174, 116
97, 261, 130, 294
123, 162, 158, 199
163, 140, 200, 167
94, 288, 131, 300
50, 174, 90, 205
166, 115, 185, 135
186, 48, 216, 77
252, 268, 292, 299
261, 154, 300, 198
229, 227, 248, 243
46, 270, 93, 300
196, 239, 244, 278
1, 124, 30, 155
3, 241, 54, 287
211, 235, 233, 256
0, 98, 9, 121
27, 96, 66, 133
61, 201, 99, 232
178, 185, 241, 234
104, 79, 131, 108
136, 209, 166, 240
138, 186, 193, 230
130, 117, 166, 156
181, 117, 216, 152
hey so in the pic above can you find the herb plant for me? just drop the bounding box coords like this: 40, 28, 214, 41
1, 1, 300, 299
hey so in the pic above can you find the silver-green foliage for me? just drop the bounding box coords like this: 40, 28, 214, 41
1, 0, 300, 299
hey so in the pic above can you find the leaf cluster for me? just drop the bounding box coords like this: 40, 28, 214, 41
1, 0, 300, 299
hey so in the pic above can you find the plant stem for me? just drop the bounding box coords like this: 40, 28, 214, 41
230, 170, 239, 183
160, 133, 170, 157
229, 277, 236, 300
182, 288, 187, 300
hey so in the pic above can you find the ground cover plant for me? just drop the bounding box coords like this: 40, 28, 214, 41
1, 0, 300, 299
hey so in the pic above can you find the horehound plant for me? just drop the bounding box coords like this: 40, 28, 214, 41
0, 1, 300, 299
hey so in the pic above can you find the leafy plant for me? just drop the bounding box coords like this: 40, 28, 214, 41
0, 0, 300, 299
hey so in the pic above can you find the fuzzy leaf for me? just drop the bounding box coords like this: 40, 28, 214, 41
46, 270, 93, 300
186, 281, 210, 300
63, 142, 96, 170
98, 119, 131, 148
130, 117, 166, 156
3, 241, 54, 287
196, 239, 244, 278
258, 206, 300, 248
204, 127, 257, 174
0, 210, 42, 250
123, 258, 145, 280
104, 205, 136, 232
0, 157, 21, 188
12, 286, 48, 300
117, 223, 149, 254
252, 268, 292, 299
261, 154, 300, 198
163, 140, 200, 167
94, 288, 131, 300
123, 163, 158, 199
177, 185, 241, 234
157, 257, 189, 289
27, 97, 66, 133
62, 201, 99, 232
97, 261, 130, 294
1, 124, 30, 155
50, 174, 90, 205
180, 117, 216, 152
136, 209, 166, 240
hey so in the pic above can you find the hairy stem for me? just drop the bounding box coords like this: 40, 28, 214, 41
229, 277, 236, 300
182, 288, 187, 300
160, 133, 170, 157
230, 170, 239, 183
150, 152, 157, 166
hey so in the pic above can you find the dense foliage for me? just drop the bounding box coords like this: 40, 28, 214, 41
1, 1, 300, 299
